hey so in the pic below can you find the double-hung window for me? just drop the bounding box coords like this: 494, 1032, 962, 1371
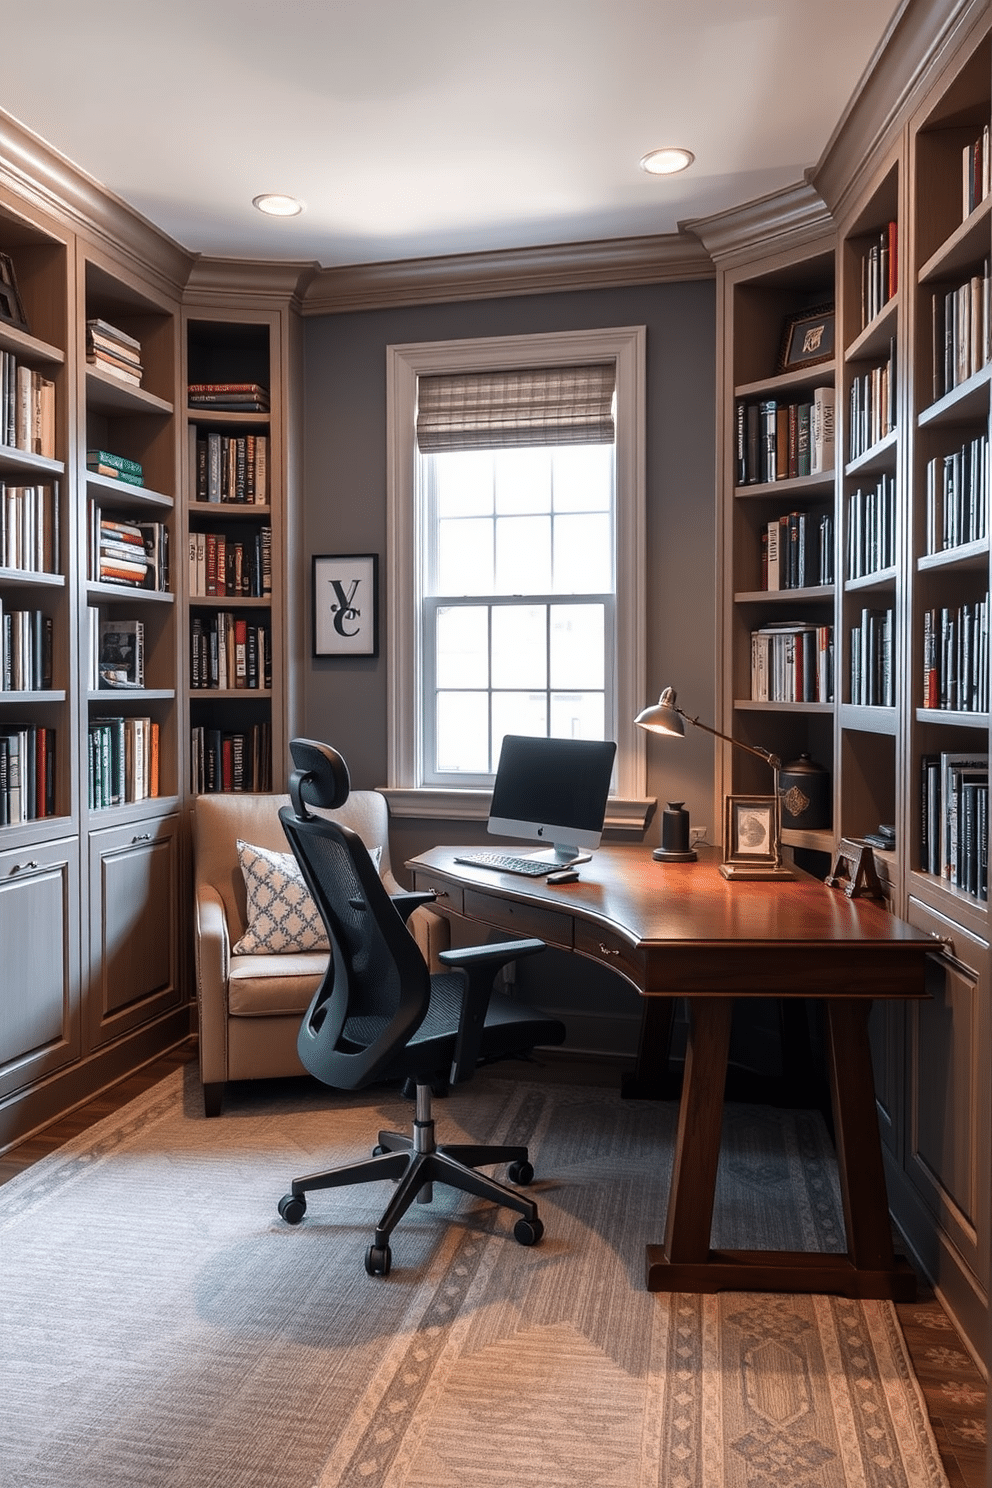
386, 328, 646, 808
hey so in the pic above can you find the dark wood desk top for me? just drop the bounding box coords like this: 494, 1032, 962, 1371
408, 844, 936, 1000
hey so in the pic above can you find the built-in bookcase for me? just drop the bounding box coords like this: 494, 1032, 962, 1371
836, 158, 902, 890
183, 314, 283, 797
720, 236, 838, 861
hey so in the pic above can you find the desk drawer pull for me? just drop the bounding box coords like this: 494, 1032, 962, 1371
131, 833, 152, 844
599, 943, 620, 957
11, 860, 39, 874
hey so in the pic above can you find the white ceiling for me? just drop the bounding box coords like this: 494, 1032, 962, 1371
0, 0, 903, 268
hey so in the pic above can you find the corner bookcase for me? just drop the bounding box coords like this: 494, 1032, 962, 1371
705, 6, 992, 1363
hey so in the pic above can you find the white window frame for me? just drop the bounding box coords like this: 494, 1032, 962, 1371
384, 326, 648, 822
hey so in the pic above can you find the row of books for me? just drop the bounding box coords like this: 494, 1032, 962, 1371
87, 503, 170, 591
930, 261, 991, 402
962, 124, 991, 221
735, 388, 834, 485
847, 473, 896, 580
1, 482, 59, 573
849, 607, 893, 707
848, 341, 896, 462
86, 319, 143, 388
750, 622, 834, 703
88, 715, 159, 808
87, 611, 145, 691
925, 433, 989, 555
190, 723, 272, 794
188, 527, 272, 598
762, 510, 834, 591
0, 724, 55, 823
86, 449, 144, 487
858, 220, 897, 332
0, 353, 55, 459
1, 606, 53, 691
190, 612, 271, 691
921, 751, 988, 901
188, 381, 269, 414
922, 596, 989, 714
193, 433, 269, 504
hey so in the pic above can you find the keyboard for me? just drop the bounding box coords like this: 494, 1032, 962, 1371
454, 852, 553, 877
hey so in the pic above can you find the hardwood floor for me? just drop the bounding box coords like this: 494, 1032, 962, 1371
0, 1040, 986, 1488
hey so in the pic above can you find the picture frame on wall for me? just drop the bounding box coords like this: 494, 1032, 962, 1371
723, 794, 778, 869
312, 553, 379, 657
778, 304, 835, 372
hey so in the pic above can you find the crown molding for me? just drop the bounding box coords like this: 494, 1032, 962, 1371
0, 107, 191, 297
184, 257, 321, 313
681, 181, 833, 269
301, 233, 714, 316
813, 0, 985, 217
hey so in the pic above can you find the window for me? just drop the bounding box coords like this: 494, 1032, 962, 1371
386, 328, 647, 811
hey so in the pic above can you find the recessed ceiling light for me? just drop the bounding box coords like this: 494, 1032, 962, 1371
639, 148, 695, 177
252, 194, 304, 217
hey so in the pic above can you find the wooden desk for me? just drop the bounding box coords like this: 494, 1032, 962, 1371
407, 844, 935, 1299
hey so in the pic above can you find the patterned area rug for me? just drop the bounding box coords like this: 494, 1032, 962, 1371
0, 1064, 948, 1487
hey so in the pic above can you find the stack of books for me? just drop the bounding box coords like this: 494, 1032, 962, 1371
94, 514, 150, 588
1, 606, 53, 691
86, 450, 144, 486
1, 352, 56, 457
0, 724, 55, 823
86, 320, 143, 386
88, 715, 158, 807
188, 382, 269, 413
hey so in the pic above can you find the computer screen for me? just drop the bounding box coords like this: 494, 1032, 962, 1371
487, 734, 618, 865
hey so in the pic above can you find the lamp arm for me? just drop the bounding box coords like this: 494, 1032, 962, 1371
676, 709, 782, 772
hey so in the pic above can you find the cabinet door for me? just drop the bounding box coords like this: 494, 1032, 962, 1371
87, 813, 180, 1049
0, 836, 80, 1099
906, 895, 990, 1293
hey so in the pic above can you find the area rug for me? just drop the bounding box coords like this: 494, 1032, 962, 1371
0, 1063, 948, 1487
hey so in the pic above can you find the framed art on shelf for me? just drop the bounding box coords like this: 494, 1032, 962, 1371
312, 553, 379, 657
0, 253, 28, 330
778, 304, 834, 372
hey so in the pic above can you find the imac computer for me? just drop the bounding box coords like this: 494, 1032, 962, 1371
480, 733, 617, 870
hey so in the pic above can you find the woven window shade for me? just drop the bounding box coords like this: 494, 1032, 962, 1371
416, 363, 616, 452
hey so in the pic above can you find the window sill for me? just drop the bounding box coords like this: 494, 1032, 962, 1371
381, 787, 655, 832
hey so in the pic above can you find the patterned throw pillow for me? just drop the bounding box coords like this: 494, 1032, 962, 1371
232, 840, 329, 954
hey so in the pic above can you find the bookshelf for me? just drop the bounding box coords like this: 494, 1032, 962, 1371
719, 234, 838, 863
182, 313, 286, 799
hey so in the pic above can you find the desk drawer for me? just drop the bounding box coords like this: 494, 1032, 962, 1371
574, 922, 645, 987
462, 889, 573, 949
410, 871, 463, 917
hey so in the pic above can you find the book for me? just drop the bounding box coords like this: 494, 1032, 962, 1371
98, 619, 144, 689
810, 386, 835, 474
87, 449, 144, 479
86, 318, 141, 353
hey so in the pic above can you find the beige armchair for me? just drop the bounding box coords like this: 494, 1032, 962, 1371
193, 790, 446, 1115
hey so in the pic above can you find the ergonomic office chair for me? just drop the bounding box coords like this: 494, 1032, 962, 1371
276, 739, 566, 1276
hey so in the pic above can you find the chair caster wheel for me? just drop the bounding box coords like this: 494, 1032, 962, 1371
365, 1243, 392, 1276
507, 1160, 534, 1186
513, 1216, 544, 1246
278, 1193, 306, 1225
372, 1144, 387, 1156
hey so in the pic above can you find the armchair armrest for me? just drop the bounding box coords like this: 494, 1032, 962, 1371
194, 883, 233, 1089
440, 938, 545, 1084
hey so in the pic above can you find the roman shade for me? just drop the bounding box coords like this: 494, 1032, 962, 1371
416, 363, 616, 451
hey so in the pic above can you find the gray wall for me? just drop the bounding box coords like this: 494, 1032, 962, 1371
301, 280, 717, 1052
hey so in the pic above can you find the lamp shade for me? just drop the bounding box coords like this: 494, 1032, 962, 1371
634, 686, 686, 737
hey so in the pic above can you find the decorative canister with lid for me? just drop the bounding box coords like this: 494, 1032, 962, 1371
778, 753, 831, 831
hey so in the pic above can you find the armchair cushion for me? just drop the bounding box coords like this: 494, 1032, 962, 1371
232, 837, 384, 955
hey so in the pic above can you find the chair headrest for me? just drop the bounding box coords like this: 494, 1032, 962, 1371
288, 738, 351, 816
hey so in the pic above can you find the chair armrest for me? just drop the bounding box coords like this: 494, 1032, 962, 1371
389, 889, 437, 925
440, 938, 545, 1084
194, 884, 233, 1087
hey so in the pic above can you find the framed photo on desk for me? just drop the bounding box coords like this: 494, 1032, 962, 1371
723, 794, 777, 868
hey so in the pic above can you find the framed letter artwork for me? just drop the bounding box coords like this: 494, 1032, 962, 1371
778, 304, 835, 372
313, 553, 379, 657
